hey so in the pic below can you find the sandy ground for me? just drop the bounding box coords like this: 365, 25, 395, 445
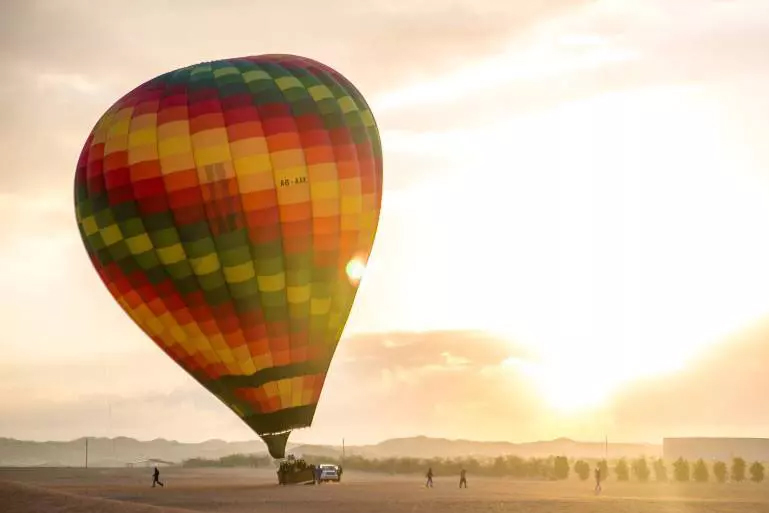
3, 467, 769, 513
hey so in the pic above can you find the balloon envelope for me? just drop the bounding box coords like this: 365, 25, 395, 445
73, 55, 382, 458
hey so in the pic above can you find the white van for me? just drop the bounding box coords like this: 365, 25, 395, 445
318, 464, 340, 482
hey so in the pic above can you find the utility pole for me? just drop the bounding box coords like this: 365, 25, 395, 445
85, 437, 89, 469
342, 438, 345, 463
605, 435, 608, 461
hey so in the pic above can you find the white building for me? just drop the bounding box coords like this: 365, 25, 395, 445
663, 438, 769, 461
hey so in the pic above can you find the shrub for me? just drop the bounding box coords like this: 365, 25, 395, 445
692, 459, 709, 482
553, 456, 570, 480
750, 461, 765, 483
731, 457, 746, 482
673, 458, 690, 482
632, 457, 650, 482
713, 461, 727, 483
574, 460, 590, 481
614, 458, 629, 481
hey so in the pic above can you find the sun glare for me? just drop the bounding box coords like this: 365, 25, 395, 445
490, 87, 769, 413
345, 258, 367, 284
501, 357, 607, 414
372, 82, 769, 415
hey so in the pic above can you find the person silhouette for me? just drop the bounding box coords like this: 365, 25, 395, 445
152, 466, 164, 488
459, 468, 467, 488
594, 465, 602, 494
426, 467, 434, 488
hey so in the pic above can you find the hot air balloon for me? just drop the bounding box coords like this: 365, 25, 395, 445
73, 55, 382, 459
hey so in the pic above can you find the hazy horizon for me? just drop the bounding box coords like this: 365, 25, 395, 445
4, 0, 769, 448
0, 432, 657, 446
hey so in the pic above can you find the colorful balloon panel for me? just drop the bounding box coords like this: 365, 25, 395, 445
73, 55, 382, 457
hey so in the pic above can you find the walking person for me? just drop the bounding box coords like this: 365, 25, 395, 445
594, 465, 602, 494
152, 466, 164, 488
425, 467, 434, 488
459, 468, 467, 488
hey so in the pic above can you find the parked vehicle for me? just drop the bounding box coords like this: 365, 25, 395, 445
319, 464, 341, 483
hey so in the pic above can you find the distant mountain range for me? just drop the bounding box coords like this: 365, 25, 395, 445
0, 436, 661, 467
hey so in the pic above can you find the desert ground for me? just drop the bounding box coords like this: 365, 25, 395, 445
3, 467, 769, 513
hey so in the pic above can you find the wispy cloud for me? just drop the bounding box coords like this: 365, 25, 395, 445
372, 36, 638, 113
36, 72, 102, 95
608, 315, 769, 440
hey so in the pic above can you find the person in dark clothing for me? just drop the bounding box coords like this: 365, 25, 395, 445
152, 466, 164, 488
459, 468, 467, 488
425, 467, 434, 488
594, 466, 602, 494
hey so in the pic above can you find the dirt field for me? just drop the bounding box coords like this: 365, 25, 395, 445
3, 467, 769, 513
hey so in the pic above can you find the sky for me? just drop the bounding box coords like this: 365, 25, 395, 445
3, 0, 769, 446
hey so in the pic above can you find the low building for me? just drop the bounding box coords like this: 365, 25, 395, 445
663, 438, 769, 461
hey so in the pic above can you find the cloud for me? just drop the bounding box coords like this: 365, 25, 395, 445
3, 1, 591, 87
0, 388, 248, 443
334, 330, 527, 369
360, 0, 769, 191
373, 0, 769, 135
607, 315, 769, 440
0, 192, 82, 294
36, 72, 102, 95
0, 330, 543, 444
0, 192, 73, 236
4, 323, 769, 445
0, 1, 592, 195
371, 33, 639, 115
5, 0, 769, 196
15, 0, 769, 197
0, 349, 250, 441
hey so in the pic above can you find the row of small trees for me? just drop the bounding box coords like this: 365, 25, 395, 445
566, 456, 765, 483
180, 452, 767, 483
